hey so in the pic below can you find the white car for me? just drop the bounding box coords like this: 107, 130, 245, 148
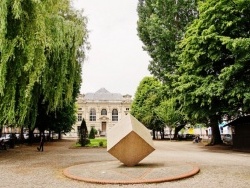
24, 133, 29, 139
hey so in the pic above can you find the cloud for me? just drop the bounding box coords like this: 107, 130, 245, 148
73, 0, 151, 96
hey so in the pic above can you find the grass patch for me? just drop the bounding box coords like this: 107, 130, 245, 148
88, 138, 107, 147
75, 138, 107, 147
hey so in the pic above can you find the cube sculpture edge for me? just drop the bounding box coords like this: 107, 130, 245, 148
107, 114, 155, 167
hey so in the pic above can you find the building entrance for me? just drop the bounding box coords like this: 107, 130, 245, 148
101, 122, 106, 136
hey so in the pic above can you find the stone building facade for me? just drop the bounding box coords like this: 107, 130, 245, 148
64, 88, 132, 138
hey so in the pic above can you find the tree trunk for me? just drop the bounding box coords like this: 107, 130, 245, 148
208, 115, 223, 145
160, 128, 164, 140
58, 132, 61, 139
169, 128, 172, 141
19, 126, 24, 143
28, 127, 35, 145
48, 130, 51, 141
152, 129, 156, 140
173, 124, 186, 140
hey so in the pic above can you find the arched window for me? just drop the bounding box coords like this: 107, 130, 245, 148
101, 109, 107, 115
112, 109, 118, 121
89, 108, 96, 121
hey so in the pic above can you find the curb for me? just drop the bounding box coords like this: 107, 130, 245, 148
63, 161, 200, 184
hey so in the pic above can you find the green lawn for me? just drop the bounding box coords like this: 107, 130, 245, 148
75, 138, 107, 147
87, 138, 107, 147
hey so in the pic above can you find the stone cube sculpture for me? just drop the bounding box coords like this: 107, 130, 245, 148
107, 114, 155, 166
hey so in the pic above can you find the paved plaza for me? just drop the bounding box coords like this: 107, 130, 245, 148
0, 139, 250, 188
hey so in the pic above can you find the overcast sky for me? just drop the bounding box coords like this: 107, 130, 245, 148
72, 0, 151, 96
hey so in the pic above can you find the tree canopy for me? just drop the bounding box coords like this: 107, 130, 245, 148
137, 0, 198, 82
131, 76, 164, 139
36, 99, 77, 136
136, 0, 198, 139
0, 0, 88, 128
174, 0, 250, 144
155, 97, 186, 139
136, 0, 250, 144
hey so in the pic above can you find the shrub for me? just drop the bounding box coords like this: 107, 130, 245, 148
89, 127, 96, 139
99, 141, 103, 147
79, 119, 88, 146
78, 138, 90, 146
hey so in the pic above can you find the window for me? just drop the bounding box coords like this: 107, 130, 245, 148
101, 109, 107, 115
78, 108, 82, 110
112, 109, 118, 121
77, 126, 81, 136
125, 107, 130, 115
89, 108, 96, 121
77, 114, 82, 121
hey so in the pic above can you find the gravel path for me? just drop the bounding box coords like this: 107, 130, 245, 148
0, 139, 249, 188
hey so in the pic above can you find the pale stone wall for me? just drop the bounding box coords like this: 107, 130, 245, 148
63, 89, 132, 138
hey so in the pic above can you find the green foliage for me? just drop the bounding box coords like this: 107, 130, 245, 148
88, 127, 96, 139
79, 118, 88, 146
33, 96, 77, 141
86, 139, 106, 147
175, 0, 250, 120
0, 0, 88, 128
136, 0, 250, 144
78, 138, 90, 146
99, 141, 103, 147
131, 76, 164, 131
75, 138, 106, 147
137, 0, 198, 82
172, 0, 250, 144
80, 118, 87, 131
136, 0, 198, 138
155, 98, 183, 128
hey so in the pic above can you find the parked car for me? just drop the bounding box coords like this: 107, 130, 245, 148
186, 134, 196, 140
178, 134, 196, 140
222, 134, 232, 145
0, 134, 11, 141
0, 133, 17, 148
23, 133, 29, 139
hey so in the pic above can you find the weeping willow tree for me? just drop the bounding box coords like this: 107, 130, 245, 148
0, 0, 88, 128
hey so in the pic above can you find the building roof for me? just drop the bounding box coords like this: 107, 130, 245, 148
84, 88, 124, 101
224, 115, 250, 127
